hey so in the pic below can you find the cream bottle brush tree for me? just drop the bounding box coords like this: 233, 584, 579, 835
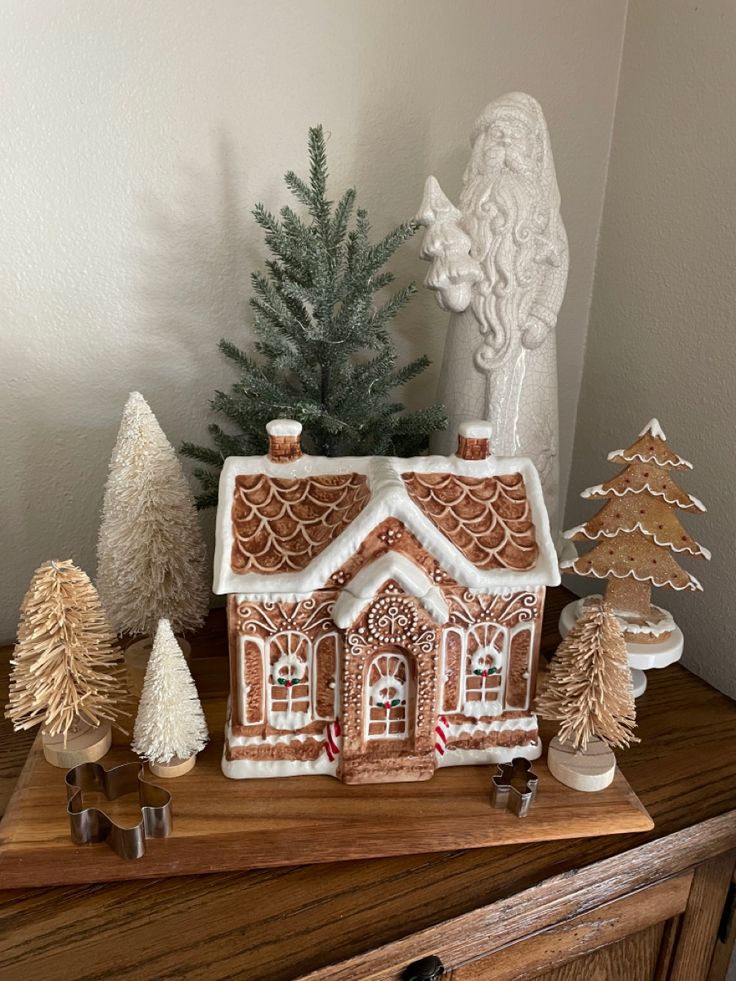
5, 559, 130, 767
97, 392, 209, 638
132, 618, 208, 778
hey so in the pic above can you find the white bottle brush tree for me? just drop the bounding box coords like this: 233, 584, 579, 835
5, 560, 129, 744
132, 618, 208, 767
97, 392, 209, 638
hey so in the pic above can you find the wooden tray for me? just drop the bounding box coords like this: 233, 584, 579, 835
0, 696, 653, 888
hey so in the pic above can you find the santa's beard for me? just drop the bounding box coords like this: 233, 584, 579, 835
459, 165, 540, 350
460, 164, 537, 268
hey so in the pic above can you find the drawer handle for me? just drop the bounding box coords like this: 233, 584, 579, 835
402, 954, 445, 980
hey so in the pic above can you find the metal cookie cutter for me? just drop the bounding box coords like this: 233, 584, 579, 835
491, 757, 539, 818
65, 761, 173, 859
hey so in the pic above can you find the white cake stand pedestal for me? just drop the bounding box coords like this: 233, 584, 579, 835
559, 598, 683, 698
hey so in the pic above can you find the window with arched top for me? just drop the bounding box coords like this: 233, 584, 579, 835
463, 623, 507, 717
365, 651, 410, 740
268, 631, 311, 730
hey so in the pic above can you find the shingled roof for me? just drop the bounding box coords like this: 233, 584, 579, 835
213, 423, 558, 597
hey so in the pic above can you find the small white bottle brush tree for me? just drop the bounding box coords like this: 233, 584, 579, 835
132, 618, 208, 777
97, 392, 210, 681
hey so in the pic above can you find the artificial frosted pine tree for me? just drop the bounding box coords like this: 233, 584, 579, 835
5, 560, 129, 765
182, 125, 447, 506
536, 599, 637, 752
97, 392, 209, 637
132, 618, 208, 777
561, 419, 709, 624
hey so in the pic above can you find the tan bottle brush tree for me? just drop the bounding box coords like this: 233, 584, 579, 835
536, 598, 637, 752
5, 560, 130, 767
537, 598, 637, 792
561, 419, 709, 623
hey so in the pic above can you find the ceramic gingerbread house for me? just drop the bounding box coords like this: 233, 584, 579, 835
213, 420, 559, 784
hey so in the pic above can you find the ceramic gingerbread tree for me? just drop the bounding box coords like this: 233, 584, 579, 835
561, 419, 709, 641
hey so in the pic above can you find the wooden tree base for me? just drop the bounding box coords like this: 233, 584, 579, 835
149, 755, 196, 778
547, 735, 616, 793
42, 722, 112, 769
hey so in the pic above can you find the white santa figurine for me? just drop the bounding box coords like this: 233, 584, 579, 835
418, 92, 569, 542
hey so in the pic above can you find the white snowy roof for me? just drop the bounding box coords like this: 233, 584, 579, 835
213, 449, 559, 598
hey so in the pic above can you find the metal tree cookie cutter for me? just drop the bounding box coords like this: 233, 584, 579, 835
65, 761, 173, 859
491, 757, 539, 818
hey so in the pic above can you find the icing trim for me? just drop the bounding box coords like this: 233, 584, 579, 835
581, 482, 705, 512
457, 420, 493, 440
559, 560, 703, 591
266, 419, 302, 437
332, 553, 449, 629
214, 453, 559, 595
563, 521, 711, 559
640, 418, 666, 440
607, 448, 692, 470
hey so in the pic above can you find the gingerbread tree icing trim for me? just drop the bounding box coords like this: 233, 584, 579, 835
606, 418, 693, 471
561, 419, 709, 616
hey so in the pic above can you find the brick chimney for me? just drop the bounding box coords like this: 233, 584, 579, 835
266, 419, 303, 463
456, 421, 493, 461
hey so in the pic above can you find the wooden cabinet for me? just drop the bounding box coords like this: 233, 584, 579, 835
314, 837, 736, 980
1, 588, 735, 981
403, 857, 735, 980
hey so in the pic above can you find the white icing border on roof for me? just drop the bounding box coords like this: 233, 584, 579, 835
332, 553, 449, 629
213, 451, 560, 595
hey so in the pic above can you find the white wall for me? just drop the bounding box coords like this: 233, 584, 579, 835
0, 0, 627, 641
566, 0, 736, 698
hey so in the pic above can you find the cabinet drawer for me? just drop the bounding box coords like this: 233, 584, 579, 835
446, 871, 692, 979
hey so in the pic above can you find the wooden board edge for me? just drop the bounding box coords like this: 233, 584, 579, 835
0, 790, 653, 889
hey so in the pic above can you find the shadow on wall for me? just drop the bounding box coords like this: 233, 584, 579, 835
131, 131, 256, 412
126, 131, 262, 586
350, 95, 449, 413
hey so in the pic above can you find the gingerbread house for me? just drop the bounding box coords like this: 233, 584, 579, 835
213, 420, 559, 784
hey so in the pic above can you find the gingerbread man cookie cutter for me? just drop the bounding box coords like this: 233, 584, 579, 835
65, 761, 173, 859
491, 758, 539, 817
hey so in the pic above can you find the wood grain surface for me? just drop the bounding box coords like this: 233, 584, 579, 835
0, 703, 652, 888
0, 587, 735, 981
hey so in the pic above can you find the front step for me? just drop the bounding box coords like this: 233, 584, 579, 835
338, 752, 436, 785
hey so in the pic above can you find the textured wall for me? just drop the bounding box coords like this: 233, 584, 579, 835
566, 0, 736, 698
0, 0, 627, 640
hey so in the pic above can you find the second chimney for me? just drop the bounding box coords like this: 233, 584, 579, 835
267, 419, 303, 463
456, 420, 493, 461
